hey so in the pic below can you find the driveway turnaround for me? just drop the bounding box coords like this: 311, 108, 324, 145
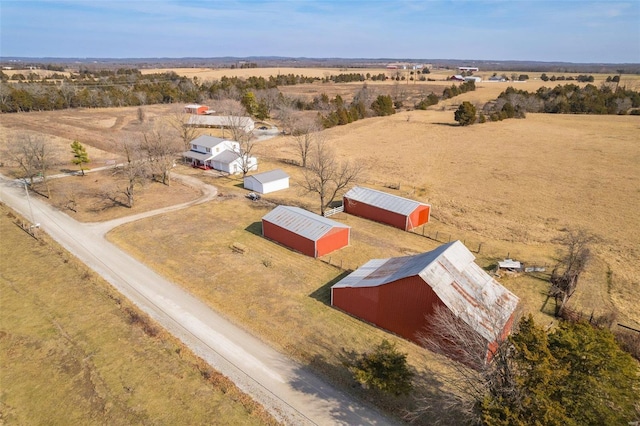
0, 175, 396, 426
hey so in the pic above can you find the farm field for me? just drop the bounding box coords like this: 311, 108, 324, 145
0, 204, 275, 425
1, 68, 639, 422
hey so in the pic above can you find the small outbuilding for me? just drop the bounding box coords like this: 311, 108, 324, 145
244, 169, 289, 194
184, 104, 209, 115
262, 206, 350, 258
498, 258, 523, 272
187, 115, 255, 133
331, 241, 519, 361
343, 186, 431, 231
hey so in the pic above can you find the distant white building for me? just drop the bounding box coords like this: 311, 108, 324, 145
465, 76, 482, 83
187, 115, 255, 133
182, 135, 257, 174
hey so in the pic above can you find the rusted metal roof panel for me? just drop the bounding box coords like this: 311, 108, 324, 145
332, 240, 519, 342
262, 206, 349, 242
344, 186, 427, 216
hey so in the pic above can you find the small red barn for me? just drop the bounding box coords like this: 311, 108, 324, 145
343, 186, 430, 231
331, 241, 519, 361
262, 206, 350, 258
184, 104, 209, 115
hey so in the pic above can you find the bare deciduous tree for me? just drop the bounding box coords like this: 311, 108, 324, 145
168, 106, 199, 151
140, 123, 180, 185
0, 82, 12, 111
292, 116, 321, 168
549, 228, 596, 316
301, 140, 362, 215
113, 137, 147, 208
8, 134, 53, 198
211, 99, 251, 142
412, 305, 520, 425
230, 133, 257, 178
273, 102, 295, 136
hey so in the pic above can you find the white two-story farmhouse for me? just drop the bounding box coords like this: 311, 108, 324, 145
182, 135, 257, 174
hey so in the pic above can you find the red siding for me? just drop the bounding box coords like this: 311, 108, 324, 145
343, 198, 408, 230
332, 276, 446, 343
316, 227, 350, 257
407, 204, 430, 230
262, 220, 349, 258
262, 220, 315, 257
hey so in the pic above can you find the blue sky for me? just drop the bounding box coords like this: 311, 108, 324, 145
1, 0, 639, 63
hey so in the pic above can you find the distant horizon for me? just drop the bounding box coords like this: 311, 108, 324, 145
1, 56, 638, 66
1, 1, 639, 64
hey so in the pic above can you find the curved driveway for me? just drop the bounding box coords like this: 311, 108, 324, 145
0, 174, 396, 426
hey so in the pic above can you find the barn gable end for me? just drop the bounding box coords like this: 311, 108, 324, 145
262, 206, 350, 257
331, 241, 519, 358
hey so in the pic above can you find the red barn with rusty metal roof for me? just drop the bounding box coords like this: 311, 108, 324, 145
331, 241, 519, 360
343, 186, 430, 231
262, 206, 350, 258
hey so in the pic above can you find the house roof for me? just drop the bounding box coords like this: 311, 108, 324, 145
190, 135, 228, 149
213, 150, 241, 164
263, 206, 349, 242
332, 241, 519, 342
245, 169, 289, 184
344, 186, 428, 216
182, 150, 214, 162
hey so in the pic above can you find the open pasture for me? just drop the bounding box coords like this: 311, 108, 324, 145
1, 68, 638, 421
0, 204, 275, 425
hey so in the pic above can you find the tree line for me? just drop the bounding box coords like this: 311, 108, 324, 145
455, 83, 640, 126
0, 67, 426, 114
0, 69, 320, 113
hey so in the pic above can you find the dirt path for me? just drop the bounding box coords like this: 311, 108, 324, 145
86, 172, 219, 235
0, 174, 396, 426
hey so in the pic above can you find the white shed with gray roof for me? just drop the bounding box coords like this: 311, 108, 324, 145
244, 169, 289, 194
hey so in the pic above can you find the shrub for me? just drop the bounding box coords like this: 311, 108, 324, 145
348, 340, 413, 395
454, 101, 477, 126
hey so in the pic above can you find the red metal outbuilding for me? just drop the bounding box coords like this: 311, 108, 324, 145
331, 241, 519, 361
343, 186, 430, 231
184, 104, 209, 115
262, 206, 350, 258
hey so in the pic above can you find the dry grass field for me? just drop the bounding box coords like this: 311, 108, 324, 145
2, 68, 639, 421
0, 204, 276, 425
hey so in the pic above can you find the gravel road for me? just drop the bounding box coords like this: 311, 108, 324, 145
0, 174, 397, 426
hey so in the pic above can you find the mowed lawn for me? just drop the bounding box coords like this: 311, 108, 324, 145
0, 205, 276, 425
